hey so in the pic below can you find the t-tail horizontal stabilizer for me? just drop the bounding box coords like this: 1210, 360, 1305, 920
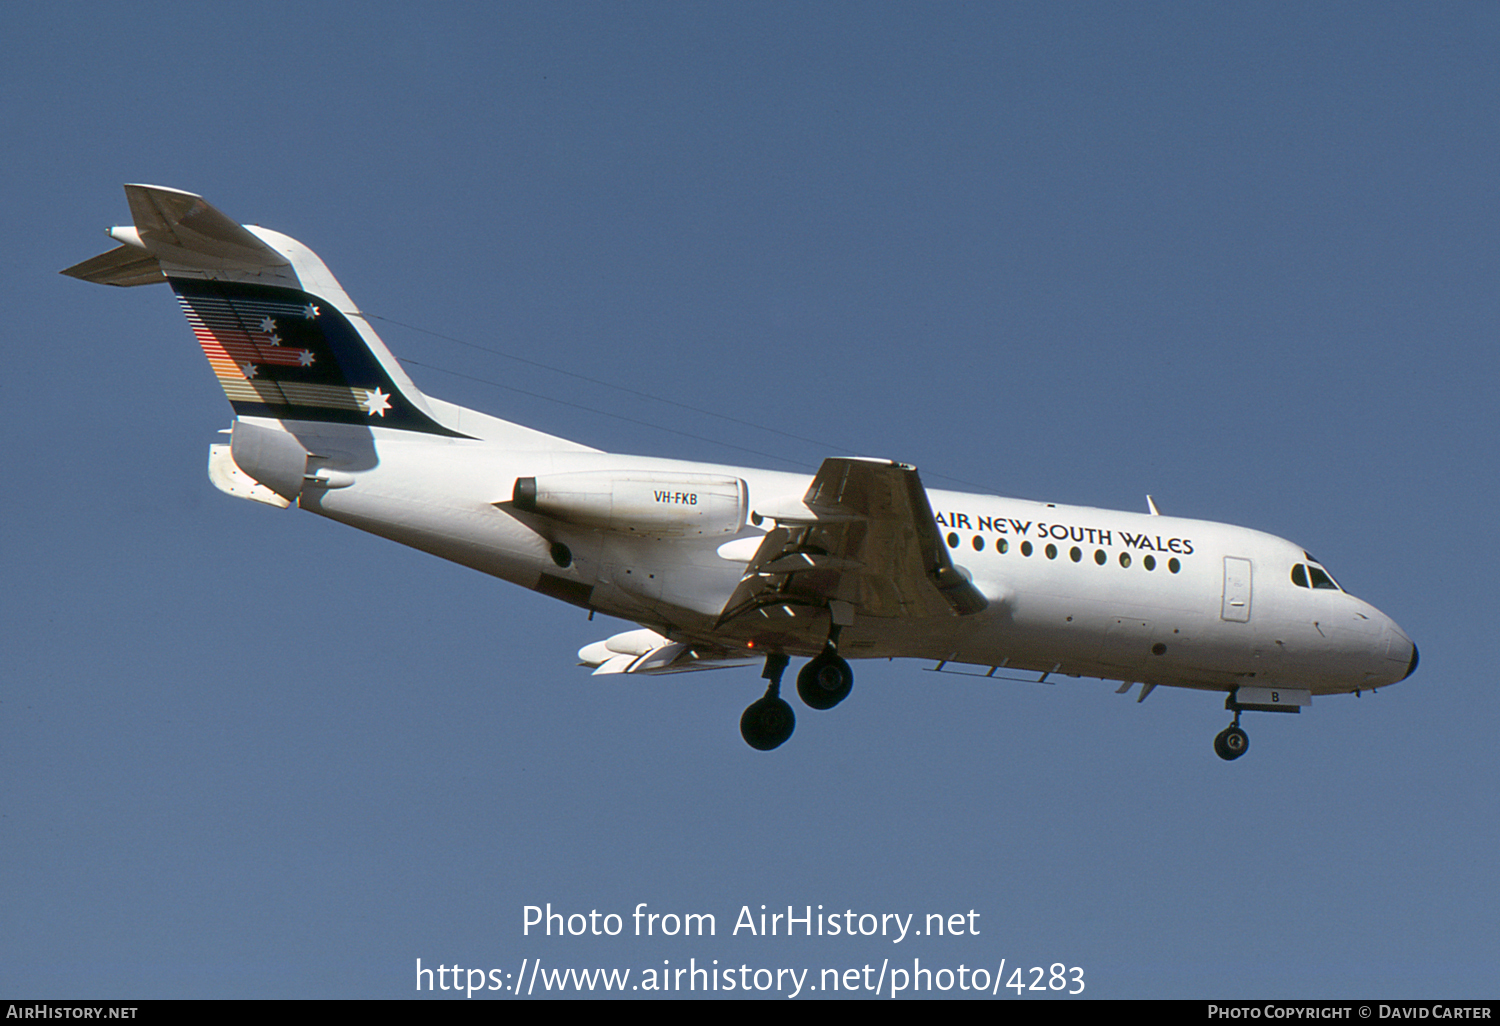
62, 185, 465, 437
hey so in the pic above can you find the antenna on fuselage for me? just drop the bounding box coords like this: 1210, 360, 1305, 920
1146, 495, 1162, 516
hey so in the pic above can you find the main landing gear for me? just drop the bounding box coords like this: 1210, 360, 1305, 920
796, 650, 854, 710
740, 639, 855, 750
740, 654, 795, 751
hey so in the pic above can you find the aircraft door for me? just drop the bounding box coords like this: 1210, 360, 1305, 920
1222, 557, 1252, 622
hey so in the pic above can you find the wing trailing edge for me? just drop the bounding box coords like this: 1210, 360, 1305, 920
578, 628, 756, 676
717, 457, 989, 629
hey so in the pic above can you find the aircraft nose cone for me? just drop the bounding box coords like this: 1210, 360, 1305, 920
1401, 642, 1419, 682
1377, 614, 1417, 686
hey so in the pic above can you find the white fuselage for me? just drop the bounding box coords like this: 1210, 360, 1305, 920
284, 417, 1416, 698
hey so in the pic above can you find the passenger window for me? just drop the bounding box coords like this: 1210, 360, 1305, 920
998, 538, 1009, 554
1045, 543, 1058, 560
1069, 546, 1082, 562
1021, 541, 1033, 557
972, 535, 984, 552
1143, 555, 1156, 571
1119, 552, 1131, 568
947, 533, 958, 548
1291, 564, 1309, 588
1094, 549, 1107, 565
1168, 557, 1180, 574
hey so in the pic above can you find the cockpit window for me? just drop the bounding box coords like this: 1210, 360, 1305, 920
1291, 562, 1341, 591
1307, 565, 1339, 590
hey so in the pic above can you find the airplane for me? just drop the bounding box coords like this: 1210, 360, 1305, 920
63, 185, 1419, 760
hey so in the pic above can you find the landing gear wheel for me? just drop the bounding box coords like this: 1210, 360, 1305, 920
797, 653, 854, 710
1214, 725, 1250, 761
741, 696, 796, 750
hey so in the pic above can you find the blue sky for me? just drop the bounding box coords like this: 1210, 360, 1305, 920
3, 2, 1496, 999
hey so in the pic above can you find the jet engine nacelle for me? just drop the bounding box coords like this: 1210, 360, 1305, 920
512, 471, 748, 537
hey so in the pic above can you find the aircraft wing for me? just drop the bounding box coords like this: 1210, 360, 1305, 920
578, 628, 758, 676
718, 457, 987, 629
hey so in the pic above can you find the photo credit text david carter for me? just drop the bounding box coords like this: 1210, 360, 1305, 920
413, 903, 1086, 997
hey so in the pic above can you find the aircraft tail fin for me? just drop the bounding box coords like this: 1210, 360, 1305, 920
63, 185, 465, 437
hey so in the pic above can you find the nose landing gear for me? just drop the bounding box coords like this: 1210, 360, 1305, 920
1214, 693, 1251, 761
1211, 685, 1309, 760
1214, 723, 1250, 760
